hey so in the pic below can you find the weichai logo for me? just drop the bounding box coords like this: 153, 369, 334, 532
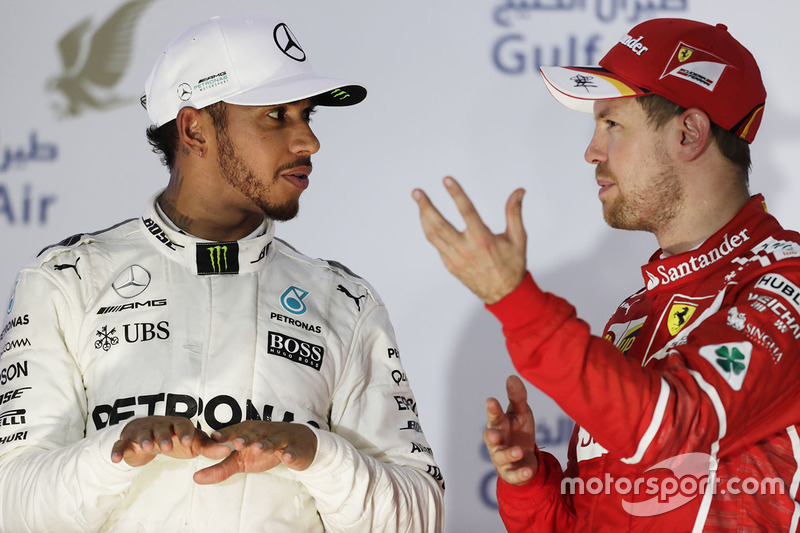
196, 242, 239, 275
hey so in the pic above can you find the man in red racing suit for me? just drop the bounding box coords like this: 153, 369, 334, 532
413, 17, 800, 531
490, 195, 800, 530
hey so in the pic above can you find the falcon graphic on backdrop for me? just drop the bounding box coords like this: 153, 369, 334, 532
47, 0, 156, 118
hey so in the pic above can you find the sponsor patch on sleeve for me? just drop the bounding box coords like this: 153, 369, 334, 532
698, 342, 752, 391
753, 273, 800, 315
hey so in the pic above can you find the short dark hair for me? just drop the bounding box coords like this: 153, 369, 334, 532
145, 102, 228, 169
636, 94, 751, 181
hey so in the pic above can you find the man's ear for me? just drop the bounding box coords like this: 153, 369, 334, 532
176, 107, 207, 157
676, 108, 711, 162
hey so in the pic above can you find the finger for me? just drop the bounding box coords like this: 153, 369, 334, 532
486, 397, 507, 429
196, 433, 234, 460
152, 424, 176, 452
491, 445, 526, 468
278, 425, 317, 471
172, 418, 198, 447
413, 188, 462, 247
443, 177, 490, 232
504, 188, 527, 247
499, 465, 535, 486
483, 427, 506, 448
111, 440, 131, 463
506, 375, 529, 411
193, 452, 242, 485
209, 427, 238, 443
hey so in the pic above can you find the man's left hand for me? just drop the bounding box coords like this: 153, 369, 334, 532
413, 177, 527, 304
193, 421, 318, 485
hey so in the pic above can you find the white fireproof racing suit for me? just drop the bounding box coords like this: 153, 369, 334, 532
0, 195, 444, 532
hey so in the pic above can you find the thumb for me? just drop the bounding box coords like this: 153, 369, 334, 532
505, 188, 527, 246
193, 453, 241, 485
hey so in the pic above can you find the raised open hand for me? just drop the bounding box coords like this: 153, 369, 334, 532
413, 177, 527, 304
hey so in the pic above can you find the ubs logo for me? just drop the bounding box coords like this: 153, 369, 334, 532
273, 23, 306, 62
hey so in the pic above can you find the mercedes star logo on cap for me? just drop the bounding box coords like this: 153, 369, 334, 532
273, 23, 306, 62
177, 83, 192, 101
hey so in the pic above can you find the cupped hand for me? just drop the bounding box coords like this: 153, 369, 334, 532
111, 415, 231, 468
483, 375, 539, 485
193, 421, 318, 485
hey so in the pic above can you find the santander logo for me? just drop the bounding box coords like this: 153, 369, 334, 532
645, 230, 750, 290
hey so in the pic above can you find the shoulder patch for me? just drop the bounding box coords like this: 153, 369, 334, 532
37, 218, 136, 257
325, 259, 362, 280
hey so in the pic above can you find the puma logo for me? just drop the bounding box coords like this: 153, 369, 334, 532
337, 284, 365, 311
54, 257, 81, 279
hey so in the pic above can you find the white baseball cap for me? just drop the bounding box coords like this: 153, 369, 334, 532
144, 13, 367, 127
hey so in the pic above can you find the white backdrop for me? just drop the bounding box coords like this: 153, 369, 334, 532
2, 1, 799, 530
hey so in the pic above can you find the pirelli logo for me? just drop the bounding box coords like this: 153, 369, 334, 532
196, 242, 239, 275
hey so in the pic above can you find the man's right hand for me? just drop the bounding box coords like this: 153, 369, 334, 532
111, 416, 232, 467
483, 375, 538, 485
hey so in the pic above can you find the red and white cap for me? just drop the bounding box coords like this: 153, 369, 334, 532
540, 18, 766, 143
144, 13, 367, 127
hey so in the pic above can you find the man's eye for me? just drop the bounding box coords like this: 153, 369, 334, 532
268, 109, 285, 120
304, 108, 317, 122
606, 120, 618, 128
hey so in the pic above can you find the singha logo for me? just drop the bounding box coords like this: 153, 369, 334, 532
47, 0, 156, 118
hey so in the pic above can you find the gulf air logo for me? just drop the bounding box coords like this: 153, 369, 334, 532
280, 286, 309, 315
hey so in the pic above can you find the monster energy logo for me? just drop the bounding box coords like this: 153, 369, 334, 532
196, 242, 240, 275
330, 88, 351, 101
209, 245, 228, 272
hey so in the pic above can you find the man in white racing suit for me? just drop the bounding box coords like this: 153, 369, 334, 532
0, 12, 444, 532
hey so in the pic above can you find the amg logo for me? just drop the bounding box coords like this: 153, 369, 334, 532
267, 331, 324, 371
198, 71, 227, 84
97, 299, 167, 315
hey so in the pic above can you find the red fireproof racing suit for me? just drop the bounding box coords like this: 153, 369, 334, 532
491, 195, 800, 531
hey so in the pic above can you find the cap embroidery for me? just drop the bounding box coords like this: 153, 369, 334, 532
619, 34, 649, 56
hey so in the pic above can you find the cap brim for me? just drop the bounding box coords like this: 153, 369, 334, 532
223, 74, 367, 108
540, 66, 649, 113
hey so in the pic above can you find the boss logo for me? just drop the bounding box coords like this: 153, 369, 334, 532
267, 331, 324, 371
